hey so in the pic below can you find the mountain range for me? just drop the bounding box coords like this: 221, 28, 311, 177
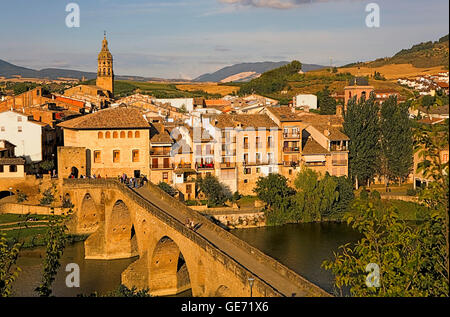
193, 61, 326, 82
0, 59, 171, 82
0, 58, 325, 83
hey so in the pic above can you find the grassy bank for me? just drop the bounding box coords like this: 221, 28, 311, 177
0, 213, 87, 248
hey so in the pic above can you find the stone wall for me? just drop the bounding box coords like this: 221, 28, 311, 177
0, 202, 68, 215
211, 212, 265, 229
57, 146, 87, 178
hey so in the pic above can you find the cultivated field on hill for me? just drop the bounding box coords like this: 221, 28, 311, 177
341, 64, 447, 80
176, 83, 239, 96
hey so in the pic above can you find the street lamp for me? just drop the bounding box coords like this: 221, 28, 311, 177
9, 187, 12, 196
248, 277, 255, 297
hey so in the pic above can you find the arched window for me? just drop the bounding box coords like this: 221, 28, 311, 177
128, 131, 133, 138
106, 131, 111, 139
113, 131, 118, 139
120, 131, 125, 138
135, 131, 140, 138
98, 132, 103, 139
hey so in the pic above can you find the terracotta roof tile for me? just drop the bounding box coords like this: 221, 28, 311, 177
302, 138, 329, 155
57, 106, 150, 130
213, 114, 279, 129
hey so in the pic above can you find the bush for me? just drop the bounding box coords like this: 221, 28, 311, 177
370, 190, 381, 200
359, 188, 369, 200
157, 182, 178, 197
406, 188, 417, 196
232, 191, 242, 202
196, 175, 231, 207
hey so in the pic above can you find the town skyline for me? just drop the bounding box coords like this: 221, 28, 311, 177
0, 0, 448, 79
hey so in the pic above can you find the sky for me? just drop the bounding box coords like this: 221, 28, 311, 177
0, 0, 448, 79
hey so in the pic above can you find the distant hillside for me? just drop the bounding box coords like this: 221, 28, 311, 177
194, 61, 325, 83
0, 58, 173, 82
344, 34, 449, 69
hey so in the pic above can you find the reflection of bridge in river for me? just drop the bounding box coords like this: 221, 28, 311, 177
63, 179, 330, 297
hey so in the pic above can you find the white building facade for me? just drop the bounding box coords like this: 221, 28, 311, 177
293, 94, 318, 110
0, 110, 47, 163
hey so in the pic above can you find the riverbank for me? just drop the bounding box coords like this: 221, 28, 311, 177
0, 213, 88, 248
263, 197, 430, 227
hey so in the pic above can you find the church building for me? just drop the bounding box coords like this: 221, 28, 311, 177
63, 33, 115, 109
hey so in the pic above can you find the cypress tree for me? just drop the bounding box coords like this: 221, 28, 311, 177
343, 92, 381, 188
380, 96, 413, 184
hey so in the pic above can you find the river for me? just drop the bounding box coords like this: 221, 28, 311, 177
12, 222, 361, 297
232, 222, 362, 295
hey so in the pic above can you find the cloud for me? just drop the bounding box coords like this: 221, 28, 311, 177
218, 0, 357, 10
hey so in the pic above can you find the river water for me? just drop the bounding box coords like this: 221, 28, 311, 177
12, 242, 137, 297
12, 222, 361, 297
232, 222, 362, 295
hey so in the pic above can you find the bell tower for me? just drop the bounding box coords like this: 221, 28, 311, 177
96, 32, 114, 96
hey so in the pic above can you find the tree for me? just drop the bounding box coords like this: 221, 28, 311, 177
414, 120, 449, 282
323, 121, 449, 297
157, 182, 178, 197
35, 209, 71, 297
196, 174, 231, 207
344, 92, 381, 188
254, 174, 296, 225
322, 201, 448, 297
331, 175, 354, 214
39, 185, 57, 206
39, 160, 54, 173
380, 97, 413, 184
254, 173, 295, 210
317, 86, 337, 115
293, 169, 339, 222
0, 234, 21, 297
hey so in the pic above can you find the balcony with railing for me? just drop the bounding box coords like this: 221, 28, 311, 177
222, 150, 236, 156
330, 142, 349, 152
332, 160, 348, 166
150, 148, 172, 156
283, 161, 299, 167
176, 163, 192, 169
283, 132, 300, 139
283, 146, 300, 153
243, 159, 269, 166
195, 162, 215, 170
195, 150, 214, 156
220, 162, 237, 169
305, 161, 326, 167
221, 136, 237, 144
150, 163, 174, 170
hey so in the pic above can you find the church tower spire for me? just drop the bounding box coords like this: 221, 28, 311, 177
96, 32, 114, 96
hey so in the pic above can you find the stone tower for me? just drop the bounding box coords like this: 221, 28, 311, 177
96, 33, 114, 96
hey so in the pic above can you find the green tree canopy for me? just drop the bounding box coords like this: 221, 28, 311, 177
317, 86, 337, 115
344, 92, 381, 188
380, 96, 413, 183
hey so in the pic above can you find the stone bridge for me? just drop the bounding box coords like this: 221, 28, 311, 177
62, 179, 330, 297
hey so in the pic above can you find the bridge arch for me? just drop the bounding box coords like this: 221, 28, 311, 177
0, 190, 14, 200
148, 236, 192, 296
106, 199, 138, 259
78, 193, 103, 234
